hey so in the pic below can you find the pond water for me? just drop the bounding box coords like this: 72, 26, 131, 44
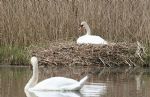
0, 66, 150, 97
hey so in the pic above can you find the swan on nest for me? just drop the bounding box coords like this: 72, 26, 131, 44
77, 21, 108, 45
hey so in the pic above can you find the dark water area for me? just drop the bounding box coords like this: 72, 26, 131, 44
0, 66, 150, 97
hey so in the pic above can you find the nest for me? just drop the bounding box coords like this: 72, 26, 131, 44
30, 41, 146, 67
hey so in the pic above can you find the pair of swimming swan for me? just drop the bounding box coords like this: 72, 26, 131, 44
77, 21, 108, 45
25, 57, 88, 91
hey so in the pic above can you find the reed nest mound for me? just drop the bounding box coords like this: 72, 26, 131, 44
30, 41, 146, 67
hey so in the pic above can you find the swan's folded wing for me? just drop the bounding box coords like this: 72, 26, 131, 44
77, 35, 107, 44
32, 77, 79, 90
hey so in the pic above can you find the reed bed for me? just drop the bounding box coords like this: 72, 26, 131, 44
0, 0, 150, 47
0, 0, 150, 65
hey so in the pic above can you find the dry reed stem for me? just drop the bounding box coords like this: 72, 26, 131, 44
0, 0, 150, 47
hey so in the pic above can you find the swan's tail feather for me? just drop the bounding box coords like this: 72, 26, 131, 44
79, 76, 88, 86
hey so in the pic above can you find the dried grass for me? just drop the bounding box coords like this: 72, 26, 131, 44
0, 0, 150, 47
1, 0, 149, 65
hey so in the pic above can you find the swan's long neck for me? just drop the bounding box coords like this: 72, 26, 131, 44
85, 24, 91, 35
25, 61, 39, 90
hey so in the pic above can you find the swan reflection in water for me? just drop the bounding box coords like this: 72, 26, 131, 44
25, 90, 82, 97
81, 83, 107, 97
25, 83, 107, 97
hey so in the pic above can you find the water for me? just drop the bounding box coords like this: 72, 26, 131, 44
0, 66, 150, 97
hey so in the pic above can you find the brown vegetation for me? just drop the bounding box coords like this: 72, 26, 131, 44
0, 0, 150, 47
0, 0, 150, 65
30, 41, 146, 67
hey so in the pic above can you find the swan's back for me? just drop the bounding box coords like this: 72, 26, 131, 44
77, 35, 108, 44
32, 77, 79, 90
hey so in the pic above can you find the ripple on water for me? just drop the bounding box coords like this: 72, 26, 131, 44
81, 83, 107, 97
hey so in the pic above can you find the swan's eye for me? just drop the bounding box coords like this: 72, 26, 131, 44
80, 25, 83, 27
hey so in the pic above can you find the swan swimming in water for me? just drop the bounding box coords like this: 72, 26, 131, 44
24, 57, 88, 91
77, 21, 108, 44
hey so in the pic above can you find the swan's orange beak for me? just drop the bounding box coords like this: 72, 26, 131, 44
79, 25, 84, 32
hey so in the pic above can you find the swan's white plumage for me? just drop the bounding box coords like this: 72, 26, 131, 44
77, 21, 108, 45
25, 57, 88, 91
31, 77, 79, 91
77, 35, 108, 44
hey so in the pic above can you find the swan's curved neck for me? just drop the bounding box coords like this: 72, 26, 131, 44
25, 64, 39, 90
85, 24, 91, 35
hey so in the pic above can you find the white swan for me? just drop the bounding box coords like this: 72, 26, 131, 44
77, 21, 108, 44
24, 57, 88, 91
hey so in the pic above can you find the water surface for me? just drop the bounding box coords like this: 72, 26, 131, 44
0, 66, 150, 97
